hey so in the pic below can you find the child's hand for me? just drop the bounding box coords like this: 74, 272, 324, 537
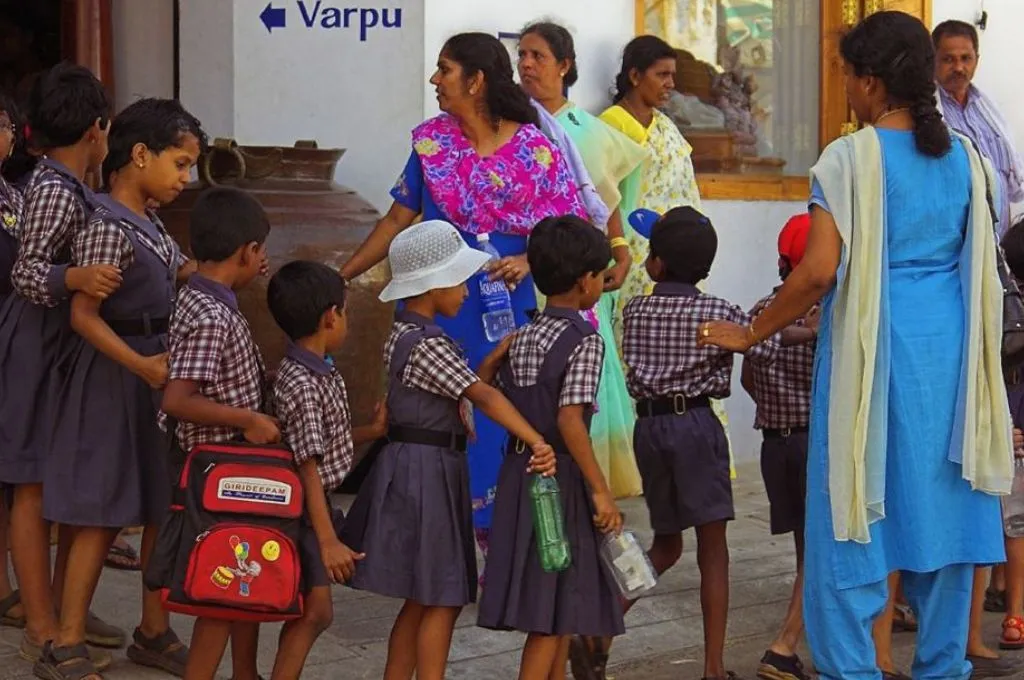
527, 441, 557, 477
138, 351, 170, 390
1015, 428, 1024, 458
805, 306, 822, 334
243, 413, 281, 444
68, 264, 122, 299
371, 401, 388, 438
592, 490, 622, 534
321, 538, 365, 583
484, 334, 515, 366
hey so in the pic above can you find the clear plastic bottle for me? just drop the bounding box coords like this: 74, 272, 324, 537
1003, 456, 1024, 538
476, 233, 516, 342
600, 530, 658, 598
530, 474, 570, 572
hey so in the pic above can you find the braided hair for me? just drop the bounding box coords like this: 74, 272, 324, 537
840, 11, 950, 157
442, 32, 540, 128
612, 36, 675, 103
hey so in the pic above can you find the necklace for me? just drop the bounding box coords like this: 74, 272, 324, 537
873, 107, 910, 126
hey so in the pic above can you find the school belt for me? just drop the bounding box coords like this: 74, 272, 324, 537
387, 425, 467, 452
762, 426, 808, 439
635, 394, 711, 418
105, 316, 169, 337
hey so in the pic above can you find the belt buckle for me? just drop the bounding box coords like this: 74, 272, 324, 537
142, 312, 152, 337
673, 394, 687, 415
780, 427, 792, 438
514, 438, 526, 455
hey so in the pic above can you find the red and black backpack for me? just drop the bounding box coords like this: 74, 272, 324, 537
145, 441, 305, 622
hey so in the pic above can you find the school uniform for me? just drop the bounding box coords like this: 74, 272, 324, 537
622, 282, 778, 534
341, 310, 478, 607
747, 292, 815, 536
159, 274, 266, 453
44, 195, 185, 527
274, 344, 357, 590
0, 159, 96, 485
0, 174, 25, 297
477, 307, 625, 637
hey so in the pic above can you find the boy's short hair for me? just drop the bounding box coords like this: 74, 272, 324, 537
528, 215, 611, 296
189, 187, 271, 262
1003, 219, 1024, 282
650, 206, 718, 284
267, 261, 347, 341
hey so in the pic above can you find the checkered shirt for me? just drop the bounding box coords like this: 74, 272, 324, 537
13, 163, 90, 306
74, 205, 187, 271
622, 282, 779, 400
746, 292, 815, 429
0, 176, 24, 238
497, 313, 604, 407
383, 321, 479, 399
274, 351, 354, 492
160, 278, 266, 451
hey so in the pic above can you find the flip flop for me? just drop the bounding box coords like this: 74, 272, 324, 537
0, 589, 25, 628
568, 636, 608, 680
104, 541, 141, 571
1000, 615, 1024, 651
985, 587, 1008, 613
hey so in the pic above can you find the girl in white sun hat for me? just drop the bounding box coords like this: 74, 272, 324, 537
341, 219, 556, 680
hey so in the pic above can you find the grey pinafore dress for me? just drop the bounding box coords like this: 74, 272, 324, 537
44, 196, 178, 527
0, 160, 94, 485
342, 312, 477, 607
477, 308, 625, 637
0, 175, 24, 298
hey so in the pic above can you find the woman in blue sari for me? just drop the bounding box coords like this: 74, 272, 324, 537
341, 32, 586, 560
701, 12, 1011, 680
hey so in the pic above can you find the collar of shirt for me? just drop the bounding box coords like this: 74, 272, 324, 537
39, 157, 89, 191
187, 273, 239, 311
652, 281, 701, 297
540, 305, 583, 322
395, 309, 435, 328
94, 193, 166, 244
285, 342, 333, 376
938, 82, 978, 111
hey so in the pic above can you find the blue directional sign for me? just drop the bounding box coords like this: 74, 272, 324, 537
259, 1, 402, 41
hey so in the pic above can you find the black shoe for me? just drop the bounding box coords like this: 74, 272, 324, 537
757, 650, 810, 680
967, 654, 1021, 678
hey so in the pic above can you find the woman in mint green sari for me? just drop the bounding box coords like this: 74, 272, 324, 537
518, 22, 648, 498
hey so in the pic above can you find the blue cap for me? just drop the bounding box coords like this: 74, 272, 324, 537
628, 208, 661, 239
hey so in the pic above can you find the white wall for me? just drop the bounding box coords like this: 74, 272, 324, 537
110, 0, 174, 110
178, 0, 235, 138
422, 0, 634, 118
230, 0, 424, 211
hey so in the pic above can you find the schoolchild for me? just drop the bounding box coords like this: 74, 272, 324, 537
266, 260, 387, 677
581, 206, 779, 680
0, 90, 25, 633
0, 64, 124, 670
35, 98, 206, 679
477, 214, 625, 680
341, 219, 555, 680
742, 213, 818, 680
159, 186, 275, 680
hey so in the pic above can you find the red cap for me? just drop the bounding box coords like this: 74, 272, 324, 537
778, 213, 811, 267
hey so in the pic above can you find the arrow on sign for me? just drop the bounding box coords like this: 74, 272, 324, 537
260, 2, 286, 33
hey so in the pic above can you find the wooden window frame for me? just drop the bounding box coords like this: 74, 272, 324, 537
634, 0, 930, 201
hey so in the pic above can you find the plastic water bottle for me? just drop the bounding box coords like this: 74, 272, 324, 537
530, 474, 570, 572
476, 234, 516, 342
600, 531, 658, 598
1004, 457, 1024, 537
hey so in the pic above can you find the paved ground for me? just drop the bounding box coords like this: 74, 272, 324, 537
0, 462, 1018, 678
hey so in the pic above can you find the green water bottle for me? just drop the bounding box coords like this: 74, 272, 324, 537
530, 474, 571, 572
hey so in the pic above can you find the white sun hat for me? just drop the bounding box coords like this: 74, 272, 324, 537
379, 220, 491, 303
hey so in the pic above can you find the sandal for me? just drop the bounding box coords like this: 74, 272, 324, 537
568, 635, 608, 680
881, 671, 911, 680
85, 611, 125, 648
32, 641, 100, 680
104, 540, 141, 571
20, 635, 112, 671
1000, 615, 1024, 651
985, 587, 1008, 613
892, 603, 918, 633
126, 627, 189, 677
757, 650, 810, 680
0, 589, 25, 628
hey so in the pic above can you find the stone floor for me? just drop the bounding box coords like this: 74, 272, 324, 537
0, 462, 1018, 678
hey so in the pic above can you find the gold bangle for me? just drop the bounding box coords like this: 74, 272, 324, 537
609, 237, 629, 250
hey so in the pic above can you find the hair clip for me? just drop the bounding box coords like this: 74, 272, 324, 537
22, 124, 30, 139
